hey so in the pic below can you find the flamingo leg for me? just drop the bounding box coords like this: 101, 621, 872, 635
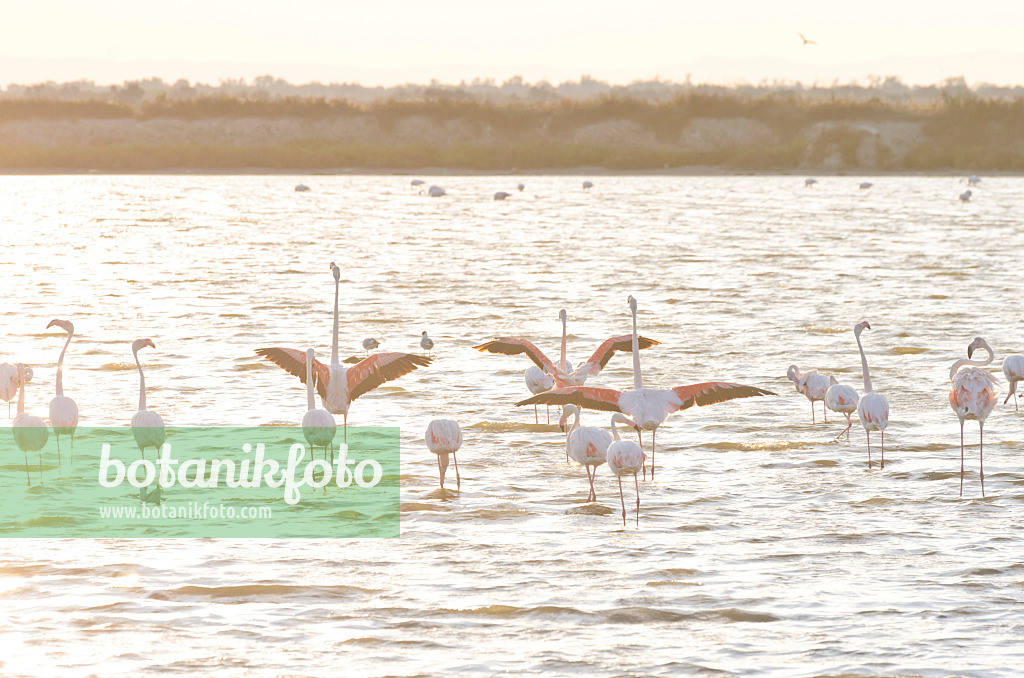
979, 423, 984, 498
56, 436, 62, 473
453, 452, 461, 491
638, 430, 646, 480
880, 431, 885, 470
546, 405, 550, 425
436, 454, 444, 488
344, 413, 348, 444
70, 435, 74, 465
634, 472, 640, 526
866, 431, 872, 468
650, 429, 657, 481
23, 450, 30, 486
835, 415, 853, 441
534, 404, 538, 425
618, 476, 626, 526
38, 452, 44, 485
811, 400, 816, 424
823, 400, 827, 422
960, 422, 965, 497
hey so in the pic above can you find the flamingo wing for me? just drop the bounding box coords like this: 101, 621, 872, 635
516, 386, 623, 413
474, 338, 559, 373
347, 352, 432, 402
572, 334, 661, 379
254, 347, 330, 400
671, 382, 776, 412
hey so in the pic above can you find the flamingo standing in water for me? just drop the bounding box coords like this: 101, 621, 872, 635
825, 376, 859, 440
1, 363, 31, 417
607, 413, 645, 526
130, 339, 165, 460
787, 365, 830, 422
475, 308, 660, 388
46, 319, 79, 465
12, 363, 48, 486
425, 419, 462, 490
518, 296, 775, 479
949, 337, 1000, 496
525, 365, 554, 424
562, 404, 611, 502
256, 262, 431, 441
301, 348, 337, 463
853, 322, 889, 468
1002, 351, 1024, 410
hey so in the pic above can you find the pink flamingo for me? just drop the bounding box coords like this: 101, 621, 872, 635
562, 404, 611, 502
825, 376, 859, 440
474, 308, 660, 388
854, 321, 889, 468
525, 365, 554, 424
425, 419, 462, 490
517, 296, 774, 479
949, 337, 1000, 496
607, 413, 645, 526
256, 262, 431, 441
1003, 352, 1024, 410
787, 365, 831, 422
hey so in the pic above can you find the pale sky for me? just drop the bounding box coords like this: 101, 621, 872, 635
3, 0, 1024, 87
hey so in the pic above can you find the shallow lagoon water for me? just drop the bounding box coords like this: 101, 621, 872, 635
1, 174, 1023, 677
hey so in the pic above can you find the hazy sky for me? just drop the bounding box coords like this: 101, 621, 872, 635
4, 0, 1024, 87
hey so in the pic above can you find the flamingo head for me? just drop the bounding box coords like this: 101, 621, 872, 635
967, 336, 989, 359
829, 375, 838, 386
558, 309, 567, 324
46, 319, 74, 334
306, 347, 316, 362
329, 261, 341, 282
132, 338, 156, 353
627, 295, 637, 314
786, 365, 800, 383
854, 321, 871, 336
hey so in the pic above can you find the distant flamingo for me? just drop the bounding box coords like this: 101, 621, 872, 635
607, 413, 645, 526
301, 348, 336, 463
517, 182, 525, 192
428, 185, 446, 197
1003, 352, 1024, 410
805, 178, 818, 187
475, 308, 660, 388
562, 404, 611, 502
949, 337, 1000, 496
825, 376, 859, 440
494, 191, 512, 201
583, 181, 594, 190
425, 419, 462, 490
525, 365, 554, 424
1, 363, 31, 418
787, 365, 830, 422
256, 262, 431, 441
12, 363, 48, 486
518, 296, 774, 480
854, 322, 890, 468
420, 331, 434, 357
960, 189, 972, 202
130, 339, 165, 460
46, 319, 79, 465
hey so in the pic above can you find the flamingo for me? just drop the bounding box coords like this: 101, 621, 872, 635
46, 319, 79, 465
517, 296, 775, 479
859, 182, 873, 189
425, 419, 462, 490
411, 179, 426, 187
517, 182, 525, 192
960, 189, 972, 202
130, 339, 165, 460
853, 322, 889, 469
1003, 352, 1024, 410
301, 348, 336, 463
294, 184, 311, 192
525, 365, 554, 424
583, 181, 594, 190
967, 175, 981, 186
562, 404, 611, 502
12, 363, 48, 486
494, 191, 512, 201
607, 413, 645, 526
474, 308, 660, 388
420, 331, 434, 357
949, 337, 1000, 496
1, 363, 31, 418
428, 185, 446, 197
787, 365, 830, 423
805, 178, 818, 187
825, 376, 859, 440
256, 262, 431, 441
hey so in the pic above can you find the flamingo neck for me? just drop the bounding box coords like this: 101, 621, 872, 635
563, 406, 580, 456
55, 329, 72, 396
610, 414, 623, 442
331, 277, 340, 366
306, 355, 316, 410
16, 364, 26, 415
949, 343, 994, 380
134, 348, 147, 411
631, 305, 643, 389
855, 331, 873, 393
559, 316, 567, 372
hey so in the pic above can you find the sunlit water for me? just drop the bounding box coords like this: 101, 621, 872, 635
1, 174, 1023, 677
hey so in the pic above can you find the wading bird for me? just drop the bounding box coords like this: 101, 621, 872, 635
425, 419, 462, 490
607, 413, 645, 526
130, 339, 165, 460
256, 262, 431, 441
428, 185, 446, 197
301, 348, 336, 463
1, 363, 30, 417
12, 363, 48, 486
517, 182, 525, 192
582, 181, 594, 190
949, 337, 1000, 496
960, 190, 972, 202
46, 319, 79, 465
525, 365, 554, 424
805, 178, 818, 187
787, 365, 830, 423
854, 322, 889, 468
494, 191, 512, 201
1003, 352, 1024, 410
859, 182, 873, 189
475, 308, 660, 389
825, 376, 859, 440
518, 296, 774, 480
562, 404, 611, 502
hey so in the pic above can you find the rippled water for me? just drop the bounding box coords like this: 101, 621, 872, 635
1, 174, 1023, 677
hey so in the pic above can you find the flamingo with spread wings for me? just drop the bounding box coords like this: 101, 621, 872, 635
517, 296, 774, 479
256, 262, 431, 440
475, 308, 660, 388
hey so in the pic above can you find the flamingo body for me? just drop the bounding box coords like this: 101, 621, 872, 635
130, 338, 165, 458
46, 318, 79, 459
607, 413, 644, 526
1002, 354, 1024, 410
787, 365, 830, 422
525, 365, 554, 424
949, 337, 1000, 496
301, 348, 336, 460
853, 321, 890, 468
12, 363, 48, 485
825, 378, 859, 439
426, 419, 462, 489
562, 405, 610, 502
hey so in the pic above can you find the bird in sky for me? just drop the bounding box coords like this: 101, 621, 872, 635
798, 33, 816, 45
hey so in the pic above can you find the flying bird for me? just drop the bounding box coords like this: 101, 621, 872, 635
949, 337, 1000, 496
256, 262, 430, 441
798, 33, 816, 45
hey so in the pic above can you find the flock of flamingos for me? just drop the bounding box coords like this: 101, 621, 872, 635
4, 262, 1024, 527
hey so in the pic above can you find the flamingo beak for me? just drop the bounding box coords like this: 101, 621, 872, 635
967, 344, 975, 359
